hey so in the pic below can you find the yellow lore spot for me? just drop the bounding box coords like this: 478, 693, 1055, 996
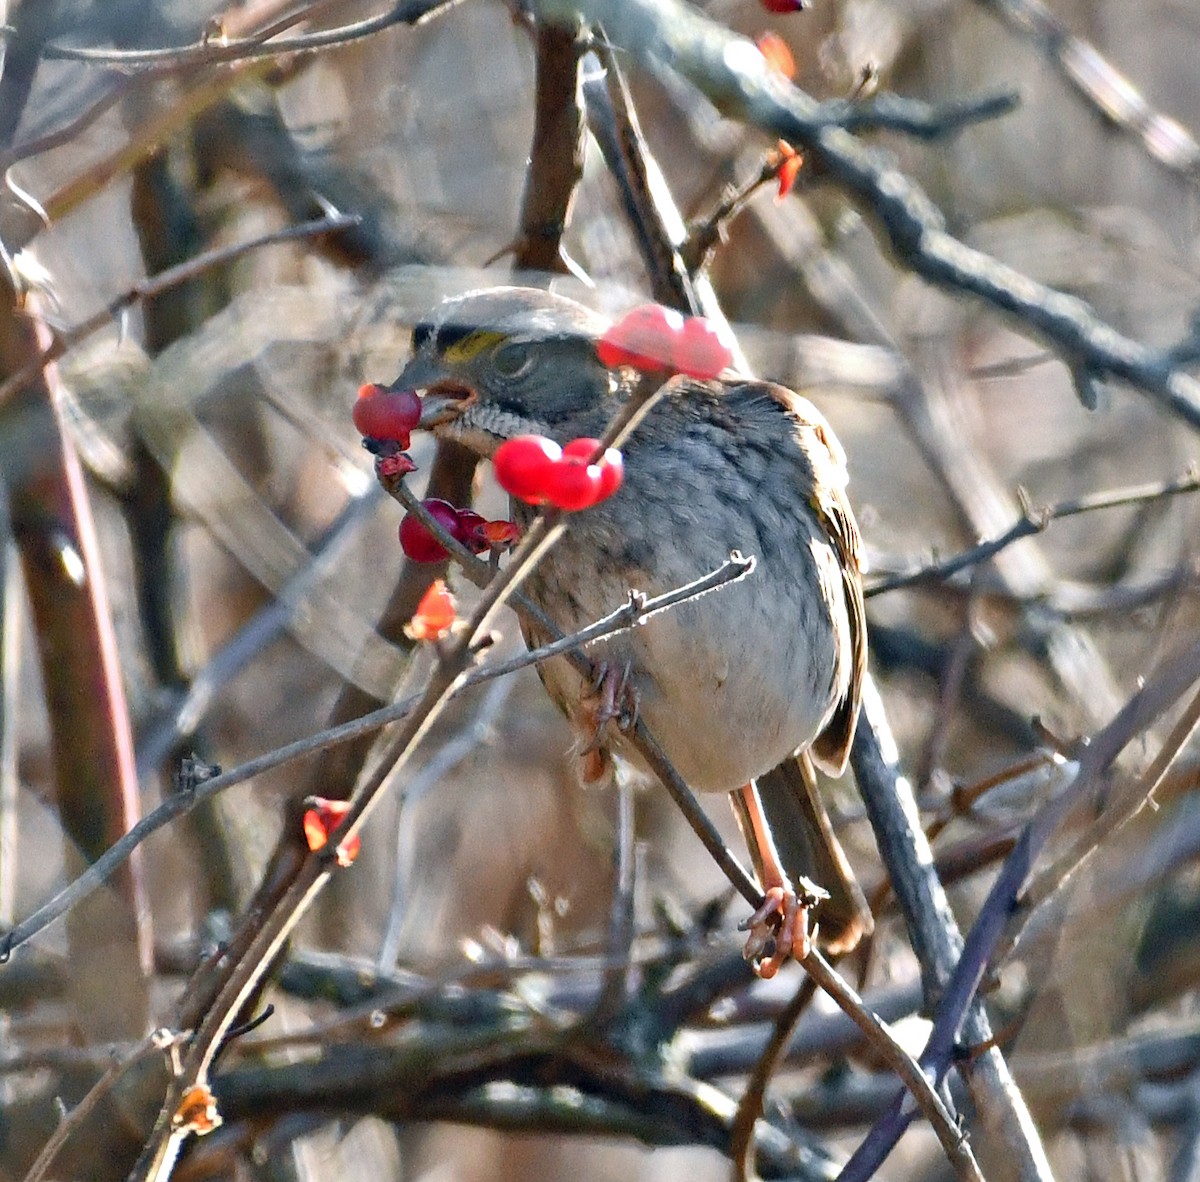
444, 330, 506, 364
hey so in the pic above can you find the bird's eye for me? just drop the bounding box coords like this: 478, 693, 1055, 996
412, 321, 435, 352
493, 341, 534, 380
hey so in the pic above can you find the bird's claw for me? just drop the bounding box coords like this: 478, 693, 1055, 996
739, 885, 813, 980
573, 664, 638, 785
581, 662, 638, 749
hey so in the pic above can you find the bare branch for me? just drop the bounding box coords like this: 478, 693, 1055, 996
0, 552, 751, 959
536, 0, 1200, 427
43, 0, 462, 70
867, 468, 1200, 597
0, 213, 360, 412
973, 0, 1200, 183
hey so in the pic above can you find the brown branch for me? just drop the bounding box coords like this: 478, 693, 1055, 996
19, 1032, 179, 1182
129, 470, 585, 1178
731, 974, 818, 1182
584, 35, 697, 311
0, 275, 151, 1040
513, 19, 586, 274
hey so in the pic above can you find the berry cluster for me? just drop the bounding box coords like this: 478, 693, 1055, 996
353, 381, 626, 567
399, 497, 520, 564
596, 305, 734, 380
493, 436, 624, 511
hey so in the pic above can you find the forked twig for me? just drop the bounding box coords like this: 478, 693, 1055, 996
868, 469, 1200, 597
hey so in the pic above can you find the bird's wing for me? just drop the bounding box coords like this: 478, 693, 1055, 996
758, 383, 868, 775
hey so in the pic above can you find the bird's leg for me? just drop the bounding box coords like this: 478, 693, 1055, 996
733, 781, 824, 979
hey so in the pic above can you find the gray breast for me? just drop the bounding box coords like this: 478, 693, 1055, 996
515, 391, 849, 793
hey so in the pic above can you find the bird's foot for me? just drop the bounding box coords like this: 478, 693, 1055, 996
573, 663, 637, 785
581, 661, 638, 746
739, 877, 827, 979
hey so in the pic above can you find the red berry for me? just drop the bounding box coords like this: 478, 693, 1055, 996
562, 438, 624, 502
398, 498, 461, 563
452, 509, 490, 554
561, 438, 599, 461
353, 384, 422, 443
493, 435, 563, 504
543, 456, 605, 511
759, 0, 806, 12
596, 304, 684, 373
595, 453, 623, 501
673, 316, 734, 380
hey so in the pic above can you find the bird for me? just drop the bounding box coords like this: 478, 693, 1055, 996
391, 286, 871, 977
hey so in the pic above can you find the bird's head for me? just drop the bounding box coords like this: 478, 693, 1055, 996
393, 287, 617, 455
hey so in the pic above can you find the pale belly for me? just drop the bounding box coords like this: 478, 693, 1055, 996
521, 524, 849, 794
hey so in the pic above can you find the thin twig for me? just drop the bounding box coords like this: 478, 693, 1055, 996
0, 554, 751, 959
1008, 679, 1200, 958
867, 469, 1200, 596
20, 1032, 179, 1182
682, 152, 779, 275
972, 0, 1200, 183
0, 0, 346, 172
814, 89, 1020, 140
0, 213, 359, 412
129, 440, 594, 1177
730, 973, 817, 1182
802, 950, 983, 1182
538, 0, 1200, 428
583, 36, 697, 311
44, 0, 461, 69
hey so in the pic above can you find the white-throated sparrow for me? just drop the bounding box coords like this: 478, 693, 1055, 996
391, 286, 871, 976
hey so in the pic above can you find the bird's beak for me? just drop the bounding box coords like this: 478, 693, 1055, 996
417, 380, 477, 427
389, 356, 477, 428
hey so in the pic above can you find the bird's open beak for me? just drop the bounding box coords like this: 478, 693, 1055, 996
416, 380, 477, 428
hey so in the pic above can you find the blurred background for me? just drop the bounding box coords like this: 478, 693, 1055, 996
1, 0, 1200, 1178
